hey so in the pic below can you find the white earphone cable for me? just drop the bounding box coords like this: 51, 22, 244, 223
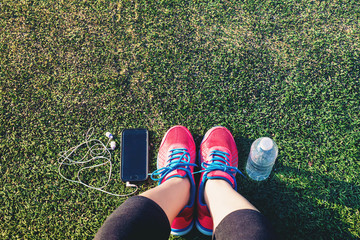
58, 128, 138, 197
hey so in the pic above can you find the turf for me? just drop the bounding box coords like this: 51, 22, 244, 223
1, 0, 359, 239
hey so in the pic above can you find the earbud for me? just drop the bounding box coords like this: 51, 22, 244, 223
105, 132, 116, 150
110, 141, 116, 150
105, 132, 113, 139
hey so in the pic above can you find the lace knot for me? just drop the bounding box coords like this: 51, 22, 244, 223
199, 150, 245, 178
151, 148, 197, 183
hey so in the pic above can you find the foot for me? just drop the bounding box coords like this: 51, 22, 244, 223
196, 126, 244, 236
151, 126, 197, 236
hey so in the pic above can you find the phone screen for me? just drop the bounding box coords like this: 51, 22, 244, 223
121, 129, 148, 182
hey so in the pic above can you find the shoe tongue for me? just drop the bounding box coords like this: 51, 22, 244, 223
161, 145, 188, 184
206, 146, 236, 188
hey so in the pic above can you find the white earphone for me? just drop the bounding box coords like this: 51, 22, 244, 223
106, 132, 116, 150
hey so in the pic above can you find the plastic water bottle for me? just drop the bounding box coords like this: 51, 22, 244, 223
246, 137, 278, 181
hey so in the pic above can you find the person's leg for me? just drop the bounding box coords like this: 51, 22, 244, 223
94, 177, 190, 240
151, 125, 197, 235
204, 179, 258, 229
205, 179, 273, 240
196, 126, 244, 235
141, 176, 190, 224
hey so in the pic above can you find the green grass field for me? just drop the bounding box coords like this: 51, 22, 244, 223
1, 0, 359, 239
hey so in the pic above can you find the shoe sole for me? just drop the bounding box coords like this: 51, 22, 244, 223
195, 219, 212, 236
171, 220, 194, 236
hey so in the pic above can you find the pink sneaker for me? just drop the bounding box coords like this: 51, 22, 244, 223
151, 126, 197, 236
196, 126, 245, 236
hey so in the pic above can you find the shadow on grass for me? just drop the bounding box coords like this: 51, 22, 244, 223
157, 132, 358, 240
179, 134, 358, 240
237, 164, 359, 240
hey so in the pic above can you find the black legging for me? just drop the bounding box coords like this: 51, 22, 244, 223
94, 196, 274, 240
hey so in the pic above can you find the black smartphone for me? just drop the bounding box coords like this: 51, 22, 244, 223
121, 129, 149, 182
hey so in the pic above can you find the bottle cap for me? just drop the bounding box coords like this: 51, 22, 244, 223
259, 137, 273, 151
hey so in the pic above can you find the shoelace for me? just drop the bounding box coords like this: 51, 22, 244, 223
196, 150, 246, 178
151, 148, 197, 183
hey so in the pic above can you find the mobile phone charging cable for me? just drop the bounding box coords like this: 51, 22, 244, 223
58, 128, 138, 197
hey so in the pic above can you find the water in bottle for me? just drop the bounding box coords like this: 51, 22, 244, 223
246, 137, 278, 181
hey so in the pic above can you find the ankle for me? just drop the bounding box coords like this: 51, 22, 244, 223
167, 176, 190, 187
159, 176, 191, 195
205, 179, 233, 191
140, 177, 191, 224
